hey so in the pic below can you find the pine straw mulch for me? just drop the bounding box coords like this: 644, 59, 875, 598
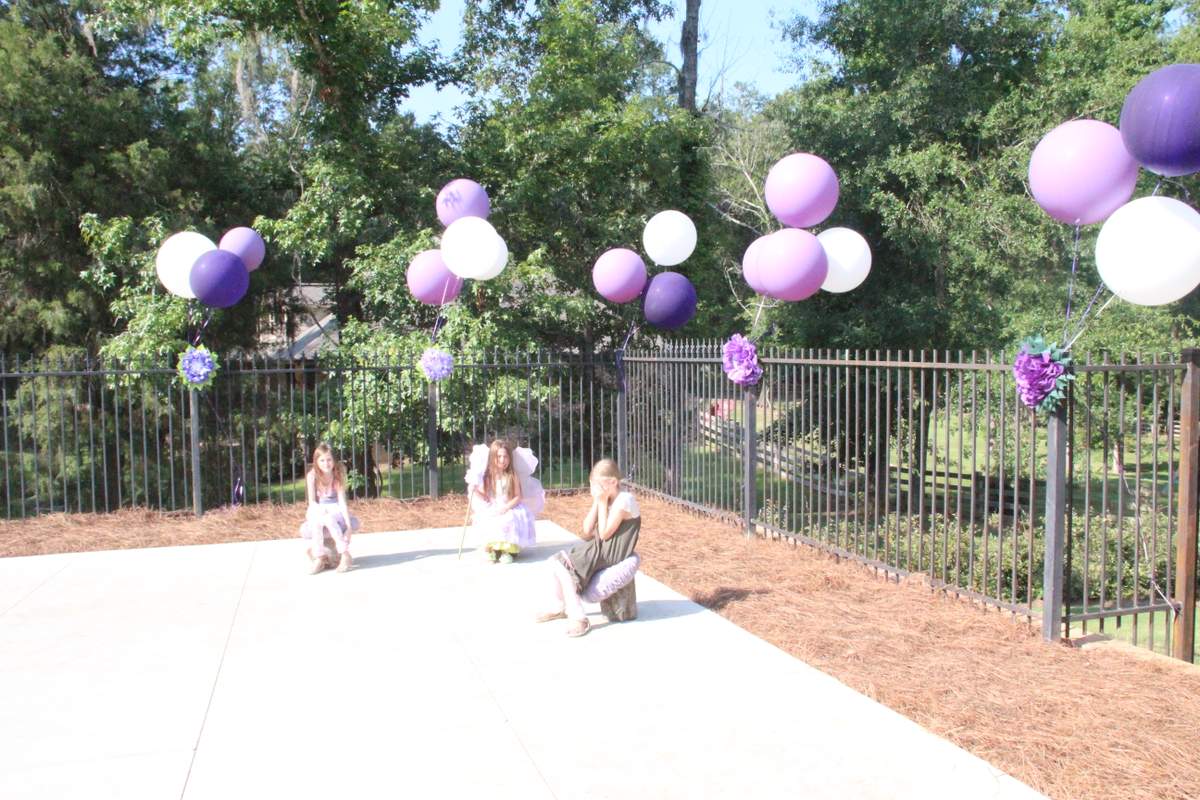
3, 492, 1199, 800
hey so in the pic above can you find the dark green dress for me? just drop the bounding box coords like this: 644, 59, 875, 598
554, 492, 641, 621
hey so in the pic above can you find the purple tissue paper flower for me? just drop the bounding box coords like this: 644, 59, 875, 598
177, 345, 218, 389
1012, 336, 1072, 413
420, 348, 454, 381
722, 334, 763, 387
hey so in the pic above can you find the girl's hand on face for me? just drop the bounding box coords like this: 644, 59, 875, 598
590, 481, 603, 500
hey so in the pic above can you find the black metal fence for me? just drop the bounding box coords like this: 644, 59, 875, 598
0, 352, 620, 516
2, 345, 1197, 662
623, 343, 1199, 663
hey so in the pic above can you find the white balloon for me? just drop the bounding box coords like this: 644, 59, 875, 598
1095, 196, 1200, 306
156, 231, 216, 299
817, 227, 872, 293
474, 234, 509, 280
441, 217, 508, 280
642, 210, 697, 266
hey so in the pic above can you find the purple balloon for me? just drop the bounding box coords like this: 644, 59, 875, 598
742, 235, 774, 296
593, 248, 647, 303
1028, 120, 1139, 225
642, 272, 697, 330
189, 250, 249, 308
436, 179, 491, 226
218, 227, 266, 271
1120, 64, 1200, 177
406, 249, 463, 306
764, 153, 840, 228
757, 229, 827, 301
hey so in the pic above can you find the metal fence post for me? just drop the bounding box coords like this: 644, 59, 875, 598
1174, 348, 1200, 662
190, 388, 202, 517
616, 351, 629, 474
744, 386, 757, 539
1042, 403, 1068, 641
427, 382, 440, 499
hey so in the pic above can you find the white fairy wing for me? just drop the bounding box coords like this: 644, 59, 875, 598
520, 475, 545, 517
511, 447, 539, 477
464, 444, 490, 487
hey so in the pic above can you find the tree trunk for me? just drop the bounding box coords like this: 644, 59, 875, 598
678, 0, 700, 112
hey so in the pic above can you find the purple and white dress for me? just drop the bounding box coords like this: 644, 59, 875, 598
300, 485, 360, 557
473, 474, 537, 548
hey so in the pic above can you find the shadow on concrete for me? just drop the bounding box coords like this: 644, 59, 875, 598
352, 548, 460, 570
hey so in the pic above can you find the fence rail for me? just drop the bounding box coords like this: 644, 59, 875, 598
1, 345, 1197, 663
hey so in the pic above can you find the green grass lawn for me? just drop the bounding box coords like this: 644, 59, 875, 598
1066, 604, 1199, 656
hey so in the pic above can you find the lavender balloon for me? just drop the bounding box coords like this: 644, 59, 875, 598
765, 153, 840, 228
742, 235, 774, 296
1120, 64, 1200, 177
218, 227, 266, 271
436, 179, 491, 226
406, 249, 463, 306
593, 248, 647, 303
642, 272, 697, 330
757, 229, 827, 301
189, 250, 249, 308
1028, 120, 1139, 225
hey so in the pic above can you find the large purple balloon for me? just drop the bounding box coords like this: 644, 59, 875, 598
1028, 120, 1139, 225
436, 179, 491, 226
642, 272, 697, 330
742, 235, 774, 296
593, 248, 647, 303
764, 153, 840, 228
406, 249, 463, 306
1120, 64, 1200, 177
218, 227, 266, 271
757, 229, 827, 301
189, 250, 249, 308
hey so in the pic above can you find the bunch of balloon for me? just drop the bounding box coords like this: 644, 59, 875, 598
592, 209, 699, 341
155, 226, 265, 390
410, 179, 507, 380
742, 152, 873, 310
1028, 64, 1200, 352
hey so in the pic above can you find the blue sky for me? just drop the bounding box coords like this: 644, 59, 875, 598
405, 0, 816, 127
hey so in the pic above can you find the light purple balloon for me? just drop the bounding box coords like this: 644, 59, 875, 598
742, 235, 774, 296
593, 248, 647, 303
218, 227, 266, 271
1028, 120, 1139, 225
436, 179, 491, 227
406, 249, 463, 306
765, 153, 840, 228
757, 228, 828, 301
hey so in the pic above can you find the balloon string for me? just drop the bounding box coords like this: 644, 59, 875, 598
192, 308, 215, 346
621, 321, 639, 351
750, 295, 767, 337
1065, 292, 1117, 351
1062, 223, 1081, 346
1065, 284, 1107, 349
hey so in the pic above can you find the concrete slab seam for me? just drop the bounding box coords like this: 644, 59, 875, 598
0, 557, 75, 618
178, 542, 259, 800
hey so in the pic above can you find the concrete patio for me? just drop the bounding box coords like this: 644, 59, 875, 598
0, 520, 1046, 799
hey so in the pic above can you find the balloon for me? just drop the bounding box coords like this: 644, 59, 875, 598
764, 153, 839, 228
155, 231, 215, 299
593, 248, 647, 303
1119, 64, 1200, 177
189, 250, 249, 308
441, 216, 508, 280
756, 228, 827, 301
1028, 120, 1139, 225
742, 235, 773, 296
218, 227, 266, 271
1095, 196, 1200, 306
642, 271, 697, 329
436, 178, 491, 226
817, 227, 872, 293
642, 210, 697, 266
406, 249, 463, 305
